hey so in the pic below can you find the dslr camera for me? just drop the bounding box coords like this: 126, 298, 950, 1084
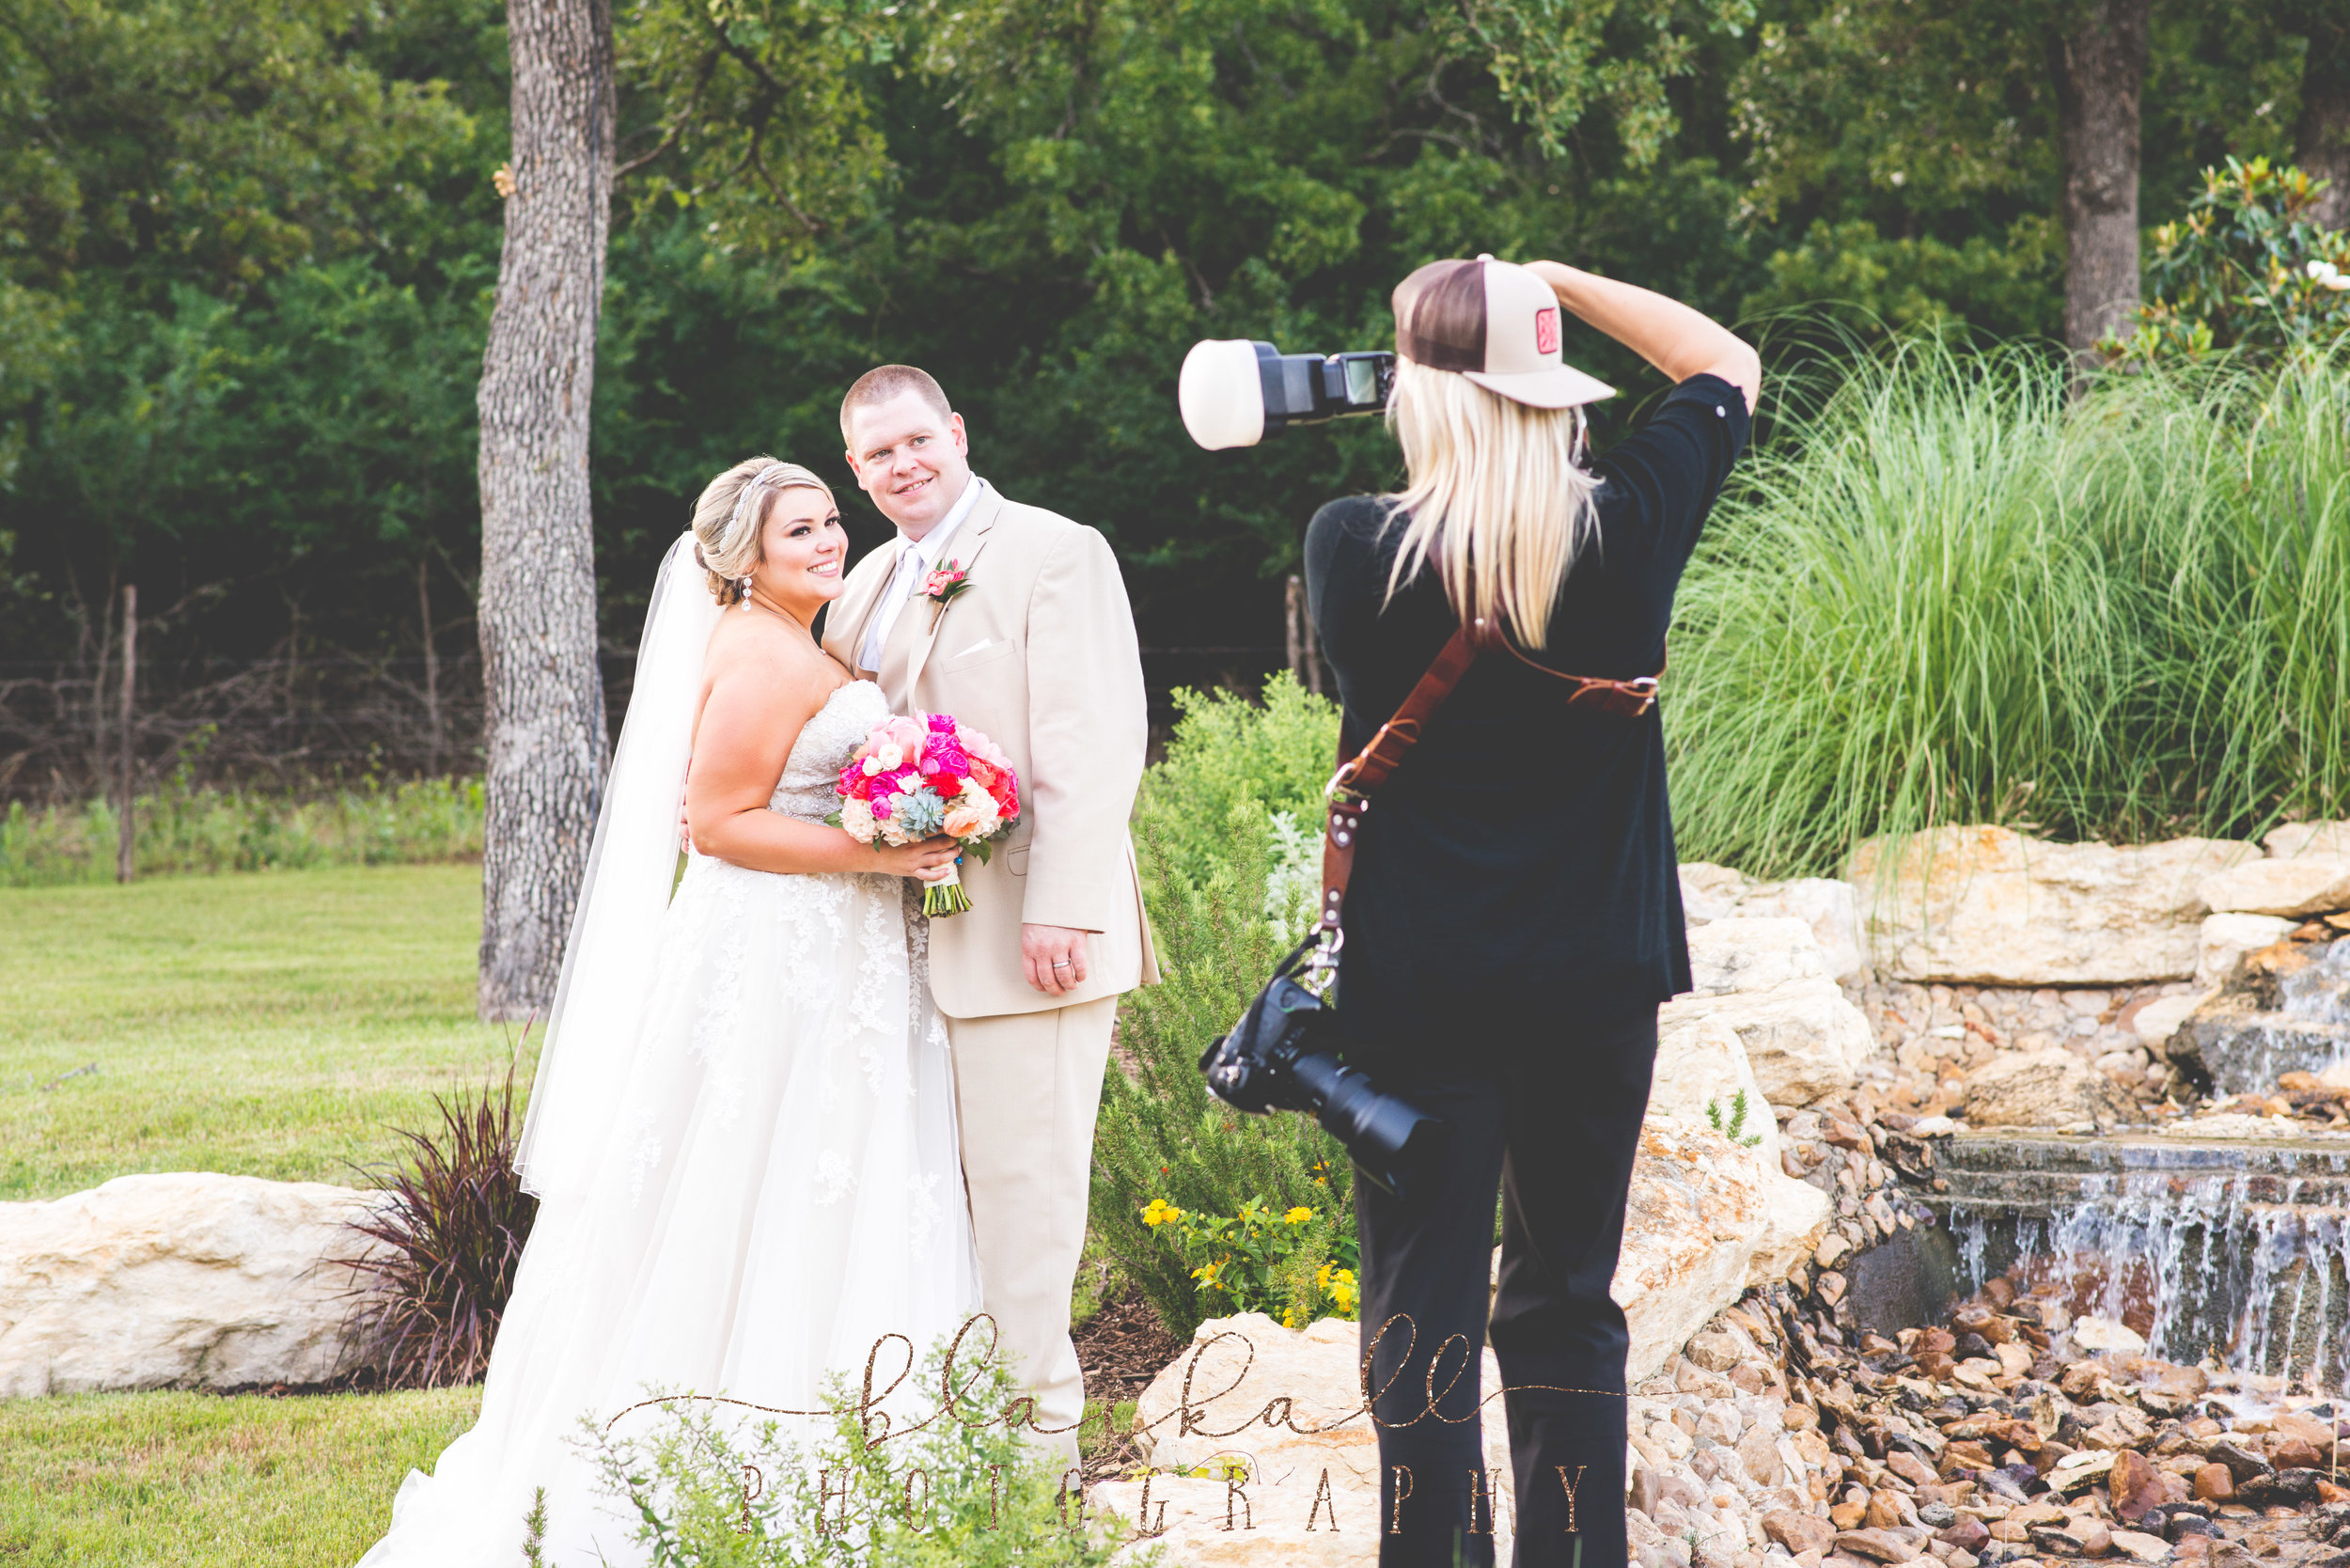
1198, 964, 1448, 1200
1179, 339, 1395, 450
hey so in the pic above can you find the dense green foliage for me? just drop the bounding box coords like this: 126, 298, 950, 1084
1668, 343, 2350, 877
1, 0, 2333, 776
2109, 158, 2350, 364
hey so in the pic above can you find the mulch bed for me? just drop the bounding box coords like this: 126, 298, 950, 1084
1073, 1290, 1188, 1480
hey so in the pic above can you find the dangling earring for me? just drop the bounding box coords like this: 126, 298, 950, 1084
738, 576, 754, 610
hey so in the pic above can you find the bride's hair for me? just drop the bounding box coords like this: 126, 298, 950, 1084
690, 457, 834, 605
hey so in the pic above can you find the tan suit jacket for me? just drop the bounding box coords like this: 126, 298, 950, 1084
822, 483, 1159, 1019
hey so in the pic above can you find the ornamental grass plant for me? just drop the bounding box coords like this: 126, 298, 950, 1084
337, 1058, 538, 1388
1667, 337, 2350, 878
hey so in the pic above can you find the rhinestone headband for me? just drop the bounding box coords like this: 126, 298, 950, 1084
722, 462, 796, 553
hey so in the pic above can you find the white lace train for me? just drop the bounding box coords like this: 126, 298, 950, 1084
355, 681, 980, 1566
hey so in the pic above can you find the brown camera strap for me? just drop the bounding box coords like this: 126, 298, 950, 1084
1315, 620, 1663, 937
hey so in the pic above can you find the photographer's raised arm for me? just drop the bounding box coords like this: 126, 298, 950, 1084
1525, 261, 1759, 414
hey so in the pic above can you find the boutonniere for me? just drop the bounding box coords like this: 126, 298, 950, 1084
922, 559, 975, 629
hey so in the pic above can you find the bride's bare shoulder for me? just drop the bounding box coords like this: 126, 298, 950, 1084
701, 617, 844, 717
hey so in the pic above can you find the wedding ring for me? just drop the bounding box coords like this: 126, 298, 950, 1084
1053, 960, 1071, 969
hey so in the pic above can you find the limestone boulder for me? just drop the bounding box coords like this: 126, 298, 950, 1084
0, 1173, 379, 1395
1731, 879, 1867, 986
1667, 916, 1874, 1108
1100, 1312, 1512, 1566
2197, 855, 2350, 919
1680, 862, 1751, 924
1847, 826, 2253, 985
2199, 914, 2299, 990
1616, 1120, 1829, 1381
2133, 992, 2210, 1054
1649, 1012, 1782, 1162
2265, 822, 2350, 860
1961, 1049, 2134, 1129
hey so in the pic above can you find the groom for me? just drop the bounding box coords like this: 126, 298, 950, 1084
823, 364, 1158, 1467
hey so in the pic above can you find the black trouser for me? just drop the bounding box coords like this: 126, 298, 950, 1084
1351, 1006, 1658, 1568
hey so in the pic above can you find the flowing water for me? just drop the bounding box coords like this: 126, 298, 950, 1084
1928, 1133, 2350, 1388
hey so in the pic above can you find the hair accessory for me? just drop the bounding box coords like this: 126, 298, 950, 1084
722, 462, 792, 552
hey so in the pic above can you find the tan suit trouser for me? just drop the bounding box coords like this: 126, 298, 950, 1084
944, 994, 1118, 1472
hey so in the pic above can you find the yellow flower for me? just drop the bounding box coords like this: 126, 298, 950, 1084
1283, 1206, 1314, 1225
1191, 1262, 1223, 1288
1282, 1310, 1298, 1328
1315, 1262, 1334, 1290
1141, 1199, 1183, 1228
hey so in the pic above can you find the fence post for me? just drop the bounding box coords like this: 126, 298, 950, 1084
1285, 574, 1325, 696
116, 583, 137, 883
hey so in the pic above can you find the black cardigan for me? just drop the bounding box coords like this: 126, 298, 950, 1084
1303, 372, 1751, 1052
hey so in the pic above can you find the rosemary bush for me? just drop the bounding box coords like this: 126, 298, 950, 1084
580, 1341, 1145, 1566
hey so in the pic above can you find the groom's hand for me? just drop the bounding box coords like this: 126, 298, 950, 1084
1022, 924, 1090, 996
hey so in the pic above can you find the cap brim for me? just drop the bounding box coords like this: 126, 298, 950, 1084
1462, 364, 1616, 409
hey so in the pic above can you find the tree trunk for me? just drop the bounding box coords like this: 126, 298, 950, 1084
116, 583, 136, 884
418, 555, 444, 777
2295, 9, 2350, 230
475, 0, 615, 1021
1284, 574, 1324, 697
2048, 0, 2150, 359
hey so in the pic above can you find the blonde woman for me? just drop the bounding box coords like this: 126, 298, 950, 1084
1303, 258, 1760, 1568
357, 460, 973, 1567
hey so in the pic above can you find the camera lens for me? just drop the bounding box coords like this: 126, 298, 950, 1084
1289, 1053, 1449, 1200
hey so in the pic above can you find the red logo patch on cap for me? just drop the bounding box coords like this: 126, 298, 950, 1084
1533, 306, 1560, 356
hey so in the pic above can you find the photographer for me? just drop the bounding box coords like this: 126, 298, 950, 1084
1304, 256, 1759, 1568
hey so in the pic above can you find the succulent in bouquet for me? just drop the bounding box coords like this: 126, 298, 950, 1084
829, 713, 1020, 917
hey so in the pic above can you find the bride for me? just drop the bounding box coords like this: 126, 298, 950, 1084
356, 458, 980, 1566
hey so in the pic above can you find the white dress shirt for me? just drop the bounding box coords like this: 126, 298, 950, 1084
857, 477, 988, 671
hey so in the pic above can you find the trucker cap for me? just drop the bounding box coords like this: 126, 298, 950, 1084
1392, 255, 1616, 410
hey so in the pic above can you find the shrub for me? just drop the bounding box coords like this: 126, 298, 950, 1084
337, 1057, 538, 1388
1094, 798, 1355, 1340
1130, 674, 1339, 896
2105, 158, 2350, 366
579, 1339, 1147, 1566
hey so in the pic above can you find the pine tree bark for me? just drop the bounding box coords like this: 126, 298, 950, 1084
2293, 8, 2350, 230
475, 0, 615, 1021
2048, 0, 2150, 358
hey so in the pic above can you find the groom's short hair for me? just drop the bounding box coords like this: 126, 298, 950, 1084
840, 365, 952, 441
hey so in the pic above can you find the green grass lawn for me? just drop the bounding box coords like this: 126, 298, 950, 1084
0, 1385, 480, 1566
0, 863, 529, 1201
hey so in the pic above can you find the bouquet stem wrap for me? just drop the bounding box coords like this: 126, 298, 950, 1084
924, 863, 973, 918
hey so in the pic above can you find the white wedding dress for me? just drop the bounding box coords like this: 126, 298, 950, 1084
356, 668, 981, 1566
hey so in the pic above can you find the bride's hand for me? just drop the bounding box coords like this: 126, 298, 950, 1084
874, 835, 961, 883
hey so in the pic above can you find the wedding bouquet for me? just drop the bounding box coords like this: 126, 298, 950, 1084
829, 713, 1020, 917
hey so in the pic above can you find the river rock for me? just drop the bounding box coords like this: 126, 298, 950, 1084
0, 1172, 378, 1395
1616, 1121, 1829, 1379
1846, 827, 2253, 985
2135, 992, 2210, 1052
1650, 1012, 1782, 1161
2072, 1314, 2149, 1354
1961, 1049, 2134, 1129
2197, 855, 2350, 919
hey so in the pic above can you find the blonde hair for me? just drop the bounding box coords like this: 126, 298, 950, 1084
689, 457, 833, 605
1383, 358, 1603, 651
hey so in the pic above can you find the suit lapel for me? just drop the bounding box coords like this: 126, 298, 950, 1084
834, 542, 903, 676
901, 485, 1006, 698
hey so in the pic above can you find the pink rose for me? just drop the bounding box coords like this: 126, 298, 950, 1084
943, 802, 990, 838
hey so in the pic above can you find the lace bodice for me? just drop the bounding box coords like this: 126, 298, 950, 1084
768, 680, 890, 824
